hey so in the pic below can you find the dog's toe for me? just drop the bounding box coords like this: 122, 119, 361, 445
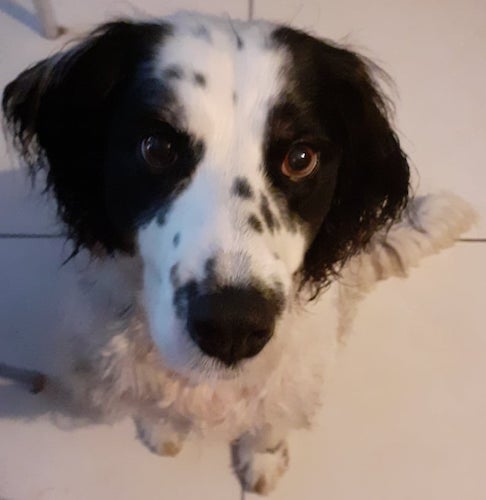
159, 440, 183, 457
135, 417, 185, 457
233, 440, 289, 495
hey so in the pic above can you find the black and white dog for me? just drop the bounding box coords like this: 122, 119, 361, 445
2, 12, 476, 495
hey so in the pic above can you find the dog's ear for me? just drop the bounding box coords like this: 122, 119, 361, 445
2, 20, 167, 254
275, 29, 410, 295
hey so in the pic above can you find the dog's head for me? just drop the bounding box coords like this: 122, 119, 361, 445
2, 13, 409, 375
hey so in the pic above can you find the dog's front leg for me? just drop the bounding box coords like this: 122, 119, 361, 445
231, 426, 289, 495
134, 412, 189, 457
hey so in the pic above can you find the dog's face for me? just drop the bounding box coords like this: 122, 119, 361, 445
2, 13, 409, 376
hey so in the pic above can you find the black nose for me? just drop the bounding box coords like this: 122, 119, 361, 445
187, 287, 280, 366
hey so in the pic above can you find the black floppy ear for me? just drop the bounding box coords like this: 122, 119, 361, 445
2, 20, 167, 254
275, 29, 410, 294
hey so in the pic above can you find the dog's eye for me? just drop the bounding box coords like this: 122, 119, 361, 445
281, 144, 318, 181
141, 134, 177, 172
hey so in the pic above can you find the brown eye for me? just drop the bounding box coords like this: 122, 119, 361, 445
141, 135, 177, 172
282, 144, 318, 180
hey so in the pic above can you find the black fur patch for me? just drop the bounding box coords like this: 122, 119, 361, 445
248, 214, 263, 233
193, 25, 211, 43
193, 72, 207, 87
260, 194, 280, 232
236, 34, 244, 50
170, 263, 180, 287
173, 232, 181, 247
267, 27, 410, 294
232, 177, 253, 199
1, 20, 205, 254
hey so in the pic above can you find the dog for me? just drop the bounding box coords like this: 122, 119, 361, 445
2, 12, 477, 495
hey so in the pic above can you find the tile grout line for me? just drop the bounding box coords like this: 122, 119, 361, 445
0, 233, 64, 239
248, 0, 254, 20
0, 234, 485, 242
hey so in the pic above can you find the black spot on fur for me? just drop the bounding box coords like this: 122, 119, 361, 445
260, 194, 280, 232
173, 232, 180, 247
193, 25, 211, 43
248, 214, 263, 233
236, 34, 243, 50
165, 65, 184, 80
193, 72, 206, 87
170, 263, 180, 287
232, 177, 253, 199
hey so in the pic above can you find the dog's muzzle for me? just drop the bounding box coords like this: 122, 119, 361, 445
187, 286, 279, 366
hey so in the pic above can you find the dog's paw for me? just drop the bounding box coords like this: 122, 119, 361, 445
135, 418, 185, 457
232, 440, 289, 495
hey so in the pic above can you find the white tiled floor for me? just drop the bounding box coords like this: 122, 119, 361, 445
0, 1, 485, 499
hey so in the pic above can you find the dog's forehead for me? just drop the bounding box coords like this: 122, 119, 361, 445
152, 15, 287, 157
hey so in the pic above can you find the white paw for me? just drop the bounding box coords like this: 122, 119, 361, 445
232, 440, 289, 495
135, 418, 185, 457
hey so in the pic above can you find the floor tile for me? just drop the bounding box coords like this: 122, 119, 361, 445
254, 0, 486, 237
0, 238, 242, 500
246, 243, 486, 499
51, 0, 248, 30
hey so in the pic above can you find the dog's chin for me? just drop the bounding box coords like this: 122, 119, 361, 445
160, 351, 244, 384
175, 354, 246, 383
157, 343, 279, 386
